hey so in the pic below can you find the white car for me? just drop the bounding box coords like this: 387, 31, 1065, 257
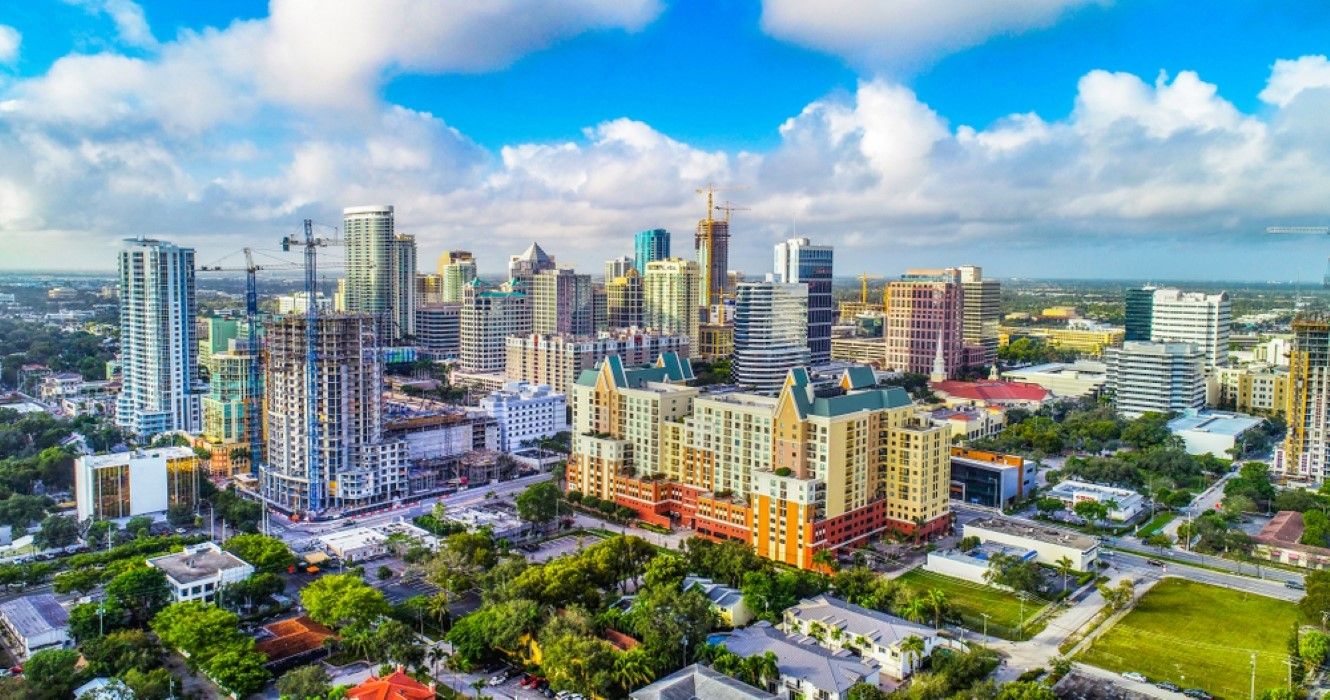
1123, 672, 1148, 683
489, 672, 510, 686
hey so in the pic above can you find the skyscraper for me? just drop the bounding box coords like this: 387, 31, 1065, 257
883, 269, 964, 379
733, 281, 810, 391
634, 228, 670, 274
643, 258, 701, 348
116, 238, 201, 436
508, 242, 555, 287
1104, 341, 1206, 417
1149, 288, 1231, 367
436, 250, 477, 303
604, 256, 634, 281
957, 265, 1001, 369
695, 205, 731, 308
343, 205, 395, 339
774, 237, 834, 365
605, 269, 644, 330
460, 281, 532, 373
532, 268, 594, 336
1124, 286, 1156, 341
390, 233, 417, 340
1279, 318, 1330, 483
261, 314, 407, 513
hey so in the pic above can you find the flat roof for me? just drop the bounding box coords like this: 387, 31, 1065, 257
148, 544, 251, 584
967, 517, 1097, 551
317, 527, 387, 550
0, 593, 68, 638
1046, 479, 1140, 500
81, 446, 194, 468
1168, 410, 1263, 437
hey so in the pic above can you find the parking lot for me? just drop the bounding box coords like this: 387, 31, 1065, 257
522, 534, 602, 563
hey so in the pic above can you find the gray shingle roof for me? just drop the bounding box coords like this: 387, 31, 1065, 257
0, 593, 69, 639
785, 594, 933, 647
631, 664, 774, 700
723, 622, 875, 695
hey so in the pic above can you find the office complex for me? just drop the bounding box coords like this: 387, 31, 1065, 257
604, 256, 634, 281
883, 269, 963, 379
531, 268, 594, 336
733, 281, 810, 391
343, 205, 397, 340
508, 242, 556, 286
643, 258, 701, 348
505, 330, 689, 395
773, 237, 834, 365
634, 228, 670, 274
957, 265, 1000, 368
390, 233, 417, 339
460, 281, 531, 373
605, 270, 644, 330
999, 324, 1125, 356
415, 303, 462, 358
260, 315, 407, 513
479, 381, 569, 453
1124, 286, 1155, 341
1104, 341, 1206, 417
567, 357, 950, 569
1148, 288, 1231, 367
1280, 318, 1330, 483
116, 238, 201, 436
435, 251, 477, 303
75, 447, 199, 521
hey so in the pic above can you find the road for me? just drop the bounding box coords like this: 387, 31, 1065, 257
1104, 549, 1302, 601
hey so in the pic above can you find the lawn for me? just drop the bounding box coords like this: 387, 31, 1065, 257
1079, 579, 1298, 699
1137, 511, 1177, 537
896, 568, 1050, 640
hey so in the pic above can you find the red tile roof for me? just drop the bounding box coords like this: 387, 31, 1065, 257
930, 380, 1049, 403
346, 666, 435, 700
1257, 511, 1306, 546
254, 615, 334, 662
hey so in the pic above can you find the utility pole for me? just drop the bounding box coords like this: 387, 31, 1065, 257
981, 613, 991, 642
1251, 651, 1257, 700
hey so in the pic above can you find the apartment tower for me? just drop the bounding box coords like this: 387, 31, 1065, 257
774, 237, 834, 365
883, 269, 964, 379
733, 281, 810, 391
634, 228, 670, 274
643, 258, 701, 349
436, 251, 478, 303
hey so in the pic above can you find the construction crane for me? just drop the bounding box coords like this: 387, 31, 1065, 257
198, 248, 266, 477
857, 273, 883, 304
714, 200, 749, 223
279, 220, 342, 515
1267, 225, 1330, 287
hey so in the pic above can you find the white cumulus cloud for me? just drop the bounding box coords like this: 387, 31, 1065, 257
0, 25, 20, 65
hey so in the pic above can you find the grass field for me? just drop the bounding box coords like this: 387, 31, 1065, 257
896, 568, 1050, 640
1079, 579, 1298, 699
1137, 511, 1177, 537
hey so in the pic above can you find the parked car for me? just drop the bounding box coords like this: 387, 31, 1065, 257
1183, 688, 1212, 699
1146, 559, 1164, 567
1122, 672, 1147, 683
489, 671, 510, 686
1286, 580, 1305, 590
1157, 681, 1182, 692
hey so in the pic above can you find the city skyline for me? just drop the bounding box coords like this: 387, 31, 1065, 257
0, 2, 1328, 279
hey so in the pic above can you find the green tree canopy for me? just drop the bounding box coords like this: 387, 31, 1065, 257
300, 573, 390, 629
223, 533, 295, 573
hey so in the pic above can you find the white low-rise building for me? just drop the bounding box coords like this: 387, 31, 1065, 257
75, 447, 200, 521
479, 381, 568, 453
782, 594, 940, 680
1044, 479, 1146, 521
1167, 409, 1264, 457
925, 543, 1037, 586
146, 542, 255, 603
965, 517, 1099, 571
317, 527, 389, 562
0, 593, 70, 660
1001, 361, 1109, 398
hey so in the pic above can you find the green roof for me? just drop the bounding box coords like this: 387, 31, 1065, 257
808, 386, 911, 417
574, 352, 694, 388
842, 366, 876, 390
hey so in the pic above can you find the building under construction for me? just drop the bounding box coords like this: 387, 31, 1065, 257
1278, 316, 1330, 483
260, 314, 407, 514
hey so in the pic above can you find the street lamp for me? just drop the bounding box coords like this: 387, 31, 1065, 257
981, 612, 991, 642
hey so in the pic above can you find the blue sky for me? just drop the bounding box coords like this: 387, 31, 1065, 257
1, 1, 1330, 279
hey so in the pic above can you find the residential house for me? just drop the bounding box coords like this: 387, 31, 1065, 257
782, 595, 939, 680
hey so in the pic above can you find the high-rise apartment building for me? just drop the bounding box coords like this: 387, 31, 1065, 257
605, 256, 635, 281
506, 331, 690, 396
1280, 318, 1330, 483
1148, 289, 1231, 367
605, 270, 644, 330
634, 228, 670, 274
957, 265, 1001, 369
567, 358, 950, 569
733, 281, 810, 391
436, 251, 478, 303
1124, 287, 1156, 341
200, 347, 261, 477
261, 314, 406, 513
695, 214, 731, 308
116, 238, 201, 436
774, 237, 834, 365
508, 242, 555, 286
1104, 341, 1206, 417
415, 303, 461, 359
390, 233, 417, 340
343, 205, 395, 340
643, 258, 701, 349
460, 281, 531, 373
531, 268, 594, 336
883, 269, 964, 379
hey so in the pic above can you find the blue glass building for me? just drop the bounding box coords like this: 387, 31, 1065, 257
634, 228, 670, 274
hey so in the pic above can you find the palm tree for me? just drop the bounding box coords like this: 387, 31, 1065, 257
426, 591, 452, 631
901, 596, 928, 625
899, 635, 927, 675
925, 588, 948, 629
743, 651, 779, 689
812, 548, 837, 572
613, 649, 655, 692
471, 677, 488, 699
1055, 556, 1075, 594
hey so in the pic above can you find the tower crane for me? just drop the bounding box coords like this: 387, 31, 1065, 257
714, 200, 749, 223
279, 219, 342, 515
1267, 225, 1330, 287
857, 273, 883, 304
198, 248, 269, 477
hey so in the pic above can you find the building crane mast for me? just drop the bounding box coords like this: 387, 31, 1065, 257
1267, 225, 1330, 287
714, 200, 749, 223
857, 273, 883, 305
198, 248, 266, 477
280, 220, 341, 515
